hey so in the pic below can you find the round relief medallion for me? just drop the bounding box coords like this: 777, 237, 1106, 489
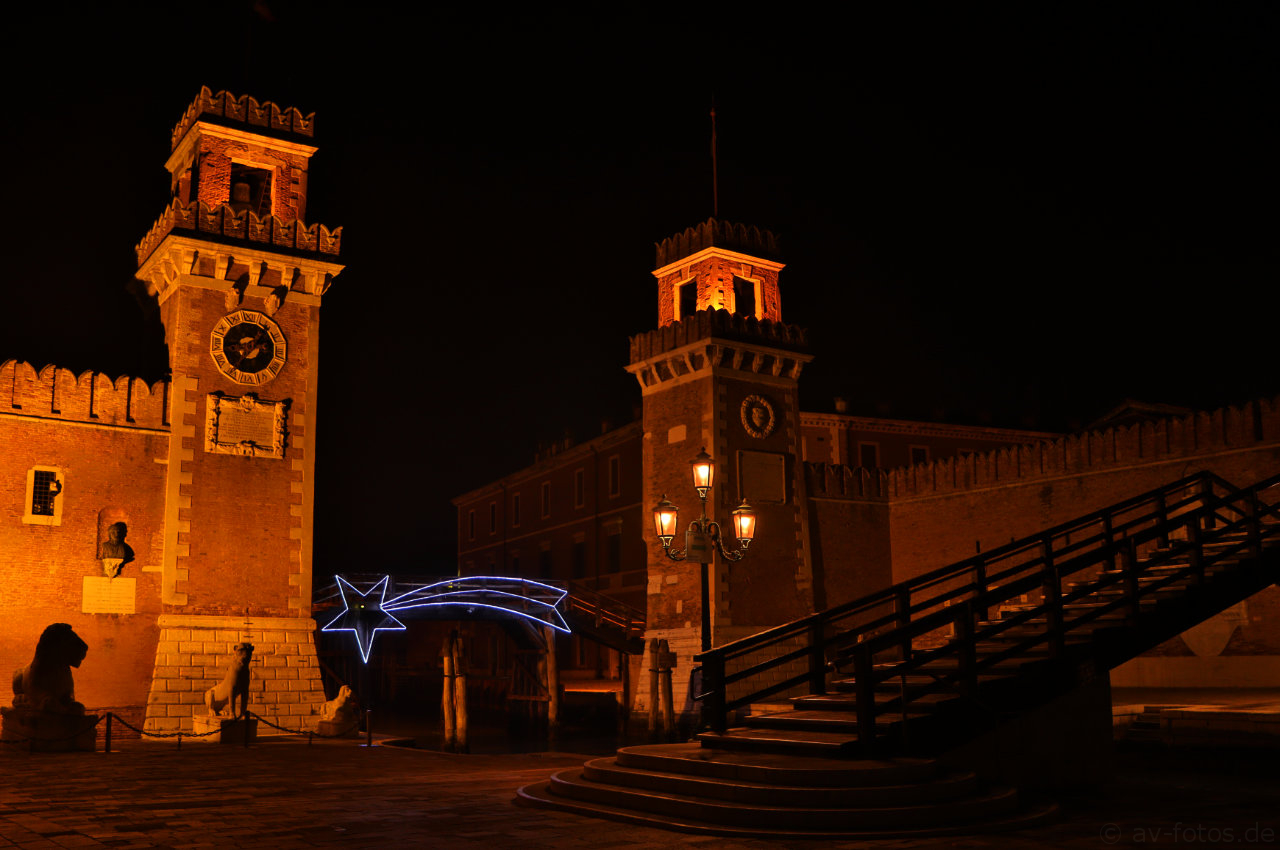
741, 394, 776, 439
210, 310, 287, 385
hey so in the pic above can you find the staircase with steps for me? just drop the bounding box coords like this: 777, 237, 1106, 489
518, 471, 1280, 836
516, 742, 1055, 838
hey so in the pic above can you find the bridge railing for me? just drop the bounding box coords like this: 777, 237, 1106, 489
695, 471, 1280, 736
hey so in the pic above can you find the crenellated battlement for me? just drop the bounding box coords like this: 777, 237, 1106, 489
807, 396, 1280, 501
655, 218, 782, 269
805, 464, 890, 500
171, 87, 314, 151
135, 199, 342, 266
629, 307, 807, 364
0, 361, 169, 430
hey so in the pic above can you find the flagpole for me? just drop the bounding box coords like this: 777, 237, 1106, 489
710, 103, 718, 218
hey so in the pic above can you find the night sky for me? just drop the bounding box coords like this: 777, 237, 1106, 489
2, 4, 1276, 573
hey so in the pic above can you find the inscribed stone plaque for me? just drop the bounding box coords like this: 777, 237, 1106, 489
205, 394, 287, 458
739, 450, 787, 504
82, 577, 136, 614
218, 405, 276, 445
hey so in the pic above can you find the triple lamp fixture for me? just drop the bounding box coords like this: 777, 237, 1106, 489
652, 448, 757, 563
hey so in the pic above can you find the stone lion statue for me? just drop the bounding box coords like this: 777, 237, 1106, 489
11, 623, 88, 715
205, 643, 253, 719
319, 685, 357, 723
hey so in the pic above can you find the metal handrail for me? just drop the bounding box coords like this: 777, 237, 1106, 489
695, 470, 1280, 735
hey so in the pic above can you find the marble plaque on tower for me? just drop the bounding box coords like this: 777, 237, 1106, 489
738, 450, 787, 504
82, 577, 136, 614
205, 394, 287, 458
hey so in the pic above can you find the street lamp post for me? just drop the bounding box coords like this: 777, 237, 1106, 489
652, 448, 757, 652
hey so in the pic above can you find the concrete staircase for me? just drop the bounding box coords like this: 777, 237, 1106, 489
516, 743, 1055, 839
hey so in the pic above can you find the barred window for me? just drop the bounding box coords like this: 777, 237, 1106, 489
32, 470, 59, 516
23, 467, 64, 526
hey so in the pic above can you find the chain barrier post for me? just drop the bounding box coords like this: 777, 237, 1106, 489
104, 712, 112, 754
366, 709, 372, 748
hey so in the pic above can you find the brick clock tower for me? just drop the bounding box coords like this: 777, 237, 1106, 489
133, 90, 342, 733
625, 219, 813, 716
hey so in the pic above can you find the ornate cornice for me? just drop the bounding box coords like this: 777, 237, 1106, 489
134, 234, 342, 307
625, 337, 812, 396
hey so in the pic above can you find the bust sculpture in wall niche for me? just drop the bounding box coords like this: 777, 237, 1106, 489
99, 522, 135, 578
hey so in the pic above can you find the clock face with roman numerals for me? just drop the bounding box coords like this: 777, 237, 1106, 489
210, 310, 287, 385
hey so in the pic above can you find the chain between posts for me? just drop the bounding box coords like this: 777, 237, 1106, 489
4, 711, 363, 751
0, 713, 105, 746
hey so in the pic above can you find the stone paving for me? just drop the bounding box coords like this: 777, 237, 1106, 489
1, 733, 1278, 849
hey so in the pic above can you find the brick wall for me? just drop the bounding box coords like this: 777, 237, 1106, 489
0, 369, 169, 715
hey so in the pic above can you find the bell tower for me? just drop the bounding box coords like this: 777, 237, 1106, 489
133, 88, 343, 734
626, 219, 814, 716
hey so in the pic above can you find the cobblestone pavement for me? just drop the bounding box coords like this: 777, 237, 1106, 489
1, 737, 1277, 849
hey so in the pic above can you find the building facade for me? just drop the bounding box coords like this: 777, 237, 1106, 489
0, 89, 341, 732
455, 218, 1280, 717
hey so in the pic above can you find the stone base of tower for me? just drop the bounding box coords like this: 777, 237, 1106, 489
143, 614, 327, 736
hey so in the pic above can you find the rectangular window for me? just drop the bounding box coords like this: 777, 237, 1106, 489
732, 276, 757, 318
678, 279, 697, 321
511, 556, 520, 577
23, 467, 64, 526
541, 481, 551, 518
539, 548, 553, 579
572, 540, 587, 579
858, 443, 880, 469
574, 468, 585, 508
608, 455, 621, 498
910, 446, 930, 466
607, 532, 622, 574
489, 502, 497, 534
467, 509, 475, 540
511, 493, 521, 527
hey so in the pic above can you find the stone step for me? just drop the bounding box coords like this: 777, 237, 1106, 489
741, 708, 937, 735
793, 691, 962, 713
540, 766, 1024, 831
696, 726, 864, 756
613, 743, 939, 787
581, 756, 980, 807
516, 777, 1059, 840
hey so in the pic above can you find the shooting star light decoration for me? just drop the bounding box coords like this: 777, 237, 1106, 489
322, 575, 571, 663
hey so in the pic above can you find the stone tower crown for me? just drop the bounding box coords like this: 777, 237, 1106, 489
164, 87, 319, 228
652, 219, 785, 328
134, 90, 343, 306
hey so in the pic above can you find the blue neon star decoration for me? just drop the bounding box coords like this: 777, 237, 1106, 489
321, 575, 405, 663
321, 575, 572, 662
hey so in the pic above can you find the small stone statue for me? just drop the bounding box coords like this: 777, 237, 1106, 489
319, 685, 357, 723
99, 522, 134, 578
315, 684, 360, 737
205, 643, 253, 719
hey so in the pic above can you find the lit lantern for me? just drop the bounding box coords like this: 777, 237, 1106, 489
691, 448, 715, 500
732, 501, 757, 548
653, 496, 679, 548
